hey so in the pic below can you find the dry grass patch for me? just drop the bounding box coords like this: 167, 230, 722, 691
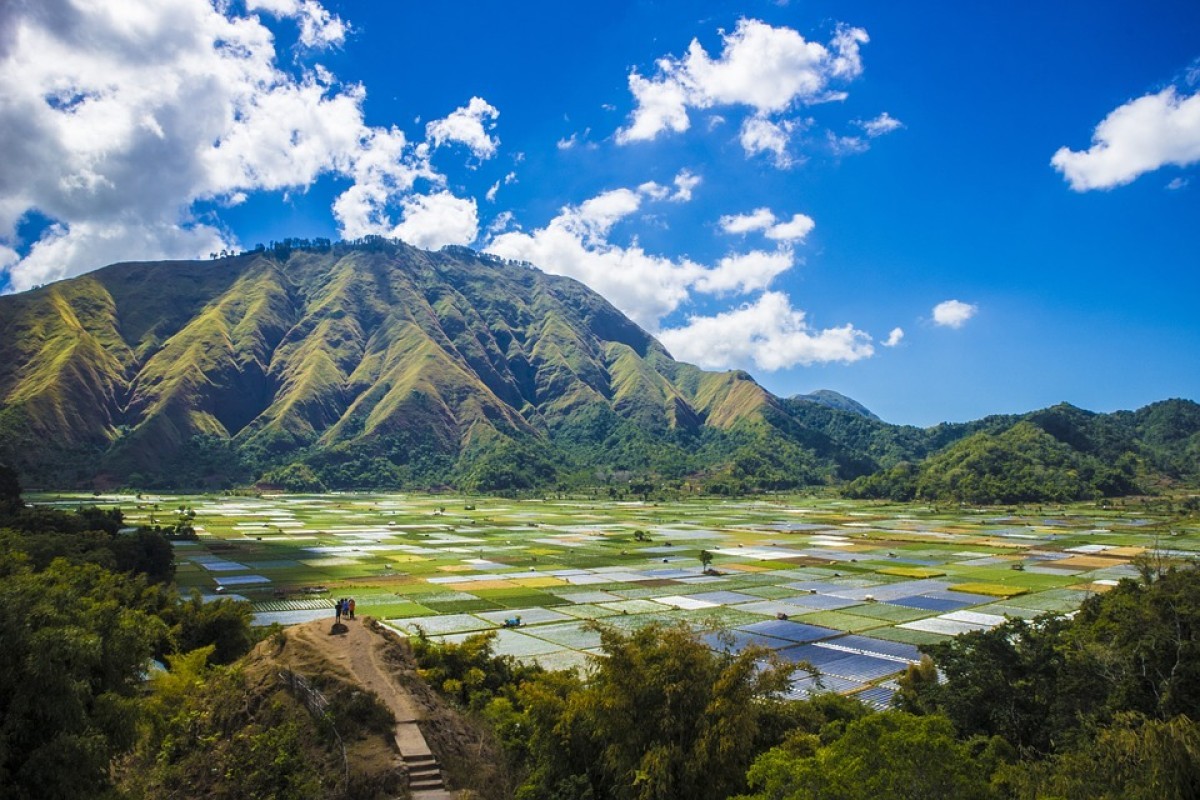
878, 566, 947, 579
949, 583, 1028, 598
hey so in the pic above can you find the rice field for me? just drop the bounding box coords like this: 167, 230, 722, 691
30, 491, 1200, 706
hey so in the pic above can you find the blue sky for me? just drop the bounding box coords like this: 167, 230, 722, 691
1, 1, 1198, 425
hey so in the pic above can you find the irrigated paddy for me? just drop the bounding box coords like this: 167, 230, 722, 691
31, 492, 1200, 707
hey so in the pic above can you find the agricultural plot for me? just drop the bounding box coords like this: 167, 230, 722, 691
31, 492, 1200, 706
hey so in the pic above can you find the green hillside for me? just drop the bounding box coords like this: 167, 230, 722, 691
841, 401, 1200, 503
0, 240, 789, 490
0, 238, 1196, 498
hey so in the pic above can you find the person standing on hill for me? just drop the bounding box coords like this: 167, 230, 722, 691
348, 598, 356, 620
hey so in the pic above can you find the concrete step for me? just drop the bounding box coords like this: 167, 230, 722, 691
410, 777, 445, 791
405, 754, 438, 766
409, 767, 441, 780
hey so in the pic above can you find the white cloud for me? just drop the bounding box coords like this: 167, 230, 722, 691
859, 111, 903, 137
486, 210, 516, 237
425, 96, 501, 160
8, 220, 229, 291
932, 299, 977, 329
693, 250, 794, 295
1051, 86, 1200, 191
616, 19, 868, 144
740, 116, 797, 166
720, 208, 776, 234
390, 191, 478, 250
827, 131, 869, 156
247, 0, 346, 49
765, 213, 815, 242
0, 0, 484, 292
486, 195, 701, 327
671, 169, 701, 201
638, 181, 670, 201
719, 208, 814, 242
484, 181, 802, 329
1167, 177, 1189, 190
658, 291, 874, 370
883, 327, 904, 347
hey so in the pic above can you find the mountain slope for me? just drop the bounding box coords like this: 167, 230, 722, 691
1, 239, 1196, 495
0, 240, 783, 488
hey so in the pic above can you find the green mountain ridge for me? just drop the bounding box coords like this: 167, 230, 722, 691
0, 241, 788, 489
0, 239, 1197, 497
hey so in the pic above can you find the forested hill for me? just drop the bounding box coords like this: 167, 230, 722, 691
836, 399, 1200, 503
0, 238, 1196, 498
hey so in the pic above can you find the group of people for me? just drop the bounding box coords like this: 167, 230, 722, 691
334, 597, 356, 622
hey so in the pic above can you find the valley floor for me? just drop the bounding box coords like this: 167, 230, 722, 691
31, 492, 1199, 705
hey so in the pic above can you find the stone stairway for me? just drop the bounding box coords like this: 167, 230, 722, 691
404, 751, 447, 795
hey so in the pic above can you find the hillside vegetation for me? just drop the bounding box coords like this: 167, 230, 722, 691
0, 238, 1196, 500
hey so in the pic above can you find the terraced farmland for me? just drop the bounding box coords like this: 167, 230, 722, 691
31, 492, 1199, 706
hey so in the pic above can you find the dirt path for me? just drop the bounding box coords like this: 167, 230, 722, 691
288, 618, 454, 799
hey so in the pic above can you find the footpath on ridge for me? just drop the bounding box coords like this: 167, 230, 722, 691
286, 617, 455, 799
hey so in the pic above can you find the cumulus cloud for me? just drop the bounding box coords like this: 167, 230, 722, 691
658, 291, 874, 370
932, 299, 977, 329
740, 116, 798, 166
485, 182, 798, 329
390, 191, 478, 250
719, 208, 814, 241
1052, 86, 1200, 191
616, 18, 868, 144
247, 0, 347, 49
693, 250, 794, 295
883, 327, 904, 347
766, 213, 815, 242
486, 192, 700, 326
0, 0, 486, 292
720, 208, 776, 234
425, 96, 501, 160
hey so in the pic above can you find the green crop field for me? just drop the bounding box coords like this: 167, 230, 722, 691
29, 491, 1200, 707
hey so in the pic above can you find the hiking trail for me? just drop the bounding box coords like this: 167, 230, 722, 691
287, 617, 454, 799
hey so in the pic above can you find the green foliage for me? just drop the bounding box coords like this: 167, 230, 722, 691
457, 436, 561, 493
0, 494, 259, 799
260, 461, 326, 492
903, 567, 1200, 756
844, 461, 920, 501
739, 711, 998, 800
166, 592, 256, 666
849, 421, 1141, 503
0, 557, 166, 799
0, 463, 22, 513
410, 629, 543, 711
897, 613, 1075, 752
995, 712, 1200, 800
517, 623, 792, 800
122, 663, 328, 800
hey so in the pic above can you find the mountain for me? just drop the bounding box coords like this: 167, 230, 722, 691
0, 239, 817, 489
842, 400, 1200, 503
793, 389, 880, 420
0, 238, 1196, 498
